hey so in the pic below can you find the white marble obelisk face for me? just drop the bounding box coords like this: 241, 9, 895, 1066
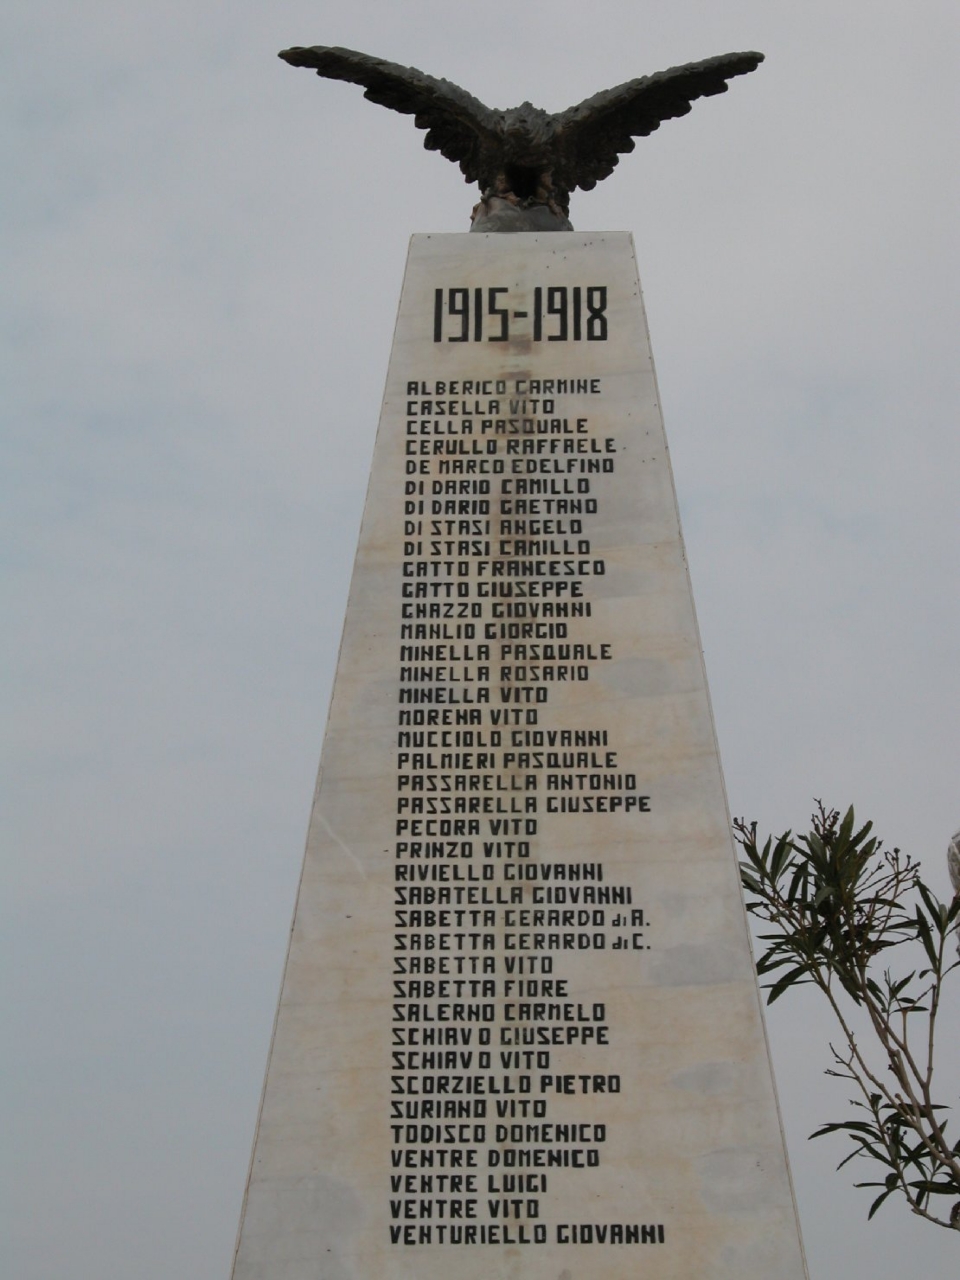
231, 233, 808, 1280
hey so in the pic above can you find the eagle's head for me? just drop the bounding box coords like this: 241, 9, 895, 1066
499, 101, 556, 159
477, 103, 567, 215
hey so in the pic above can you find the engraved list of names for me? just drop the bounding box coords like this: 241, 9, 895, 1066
231, 233, 809, 1280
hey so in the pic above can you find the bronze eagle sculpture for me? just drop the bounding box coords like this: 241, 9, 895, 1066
279, 45, 764, 230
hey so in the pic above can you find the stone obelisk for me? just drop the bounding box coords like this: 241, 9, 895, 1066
230, 230, 808, 1279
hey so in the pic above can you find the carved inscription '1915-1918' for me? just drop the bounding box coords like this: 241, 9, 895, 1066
230, 232, 808, 1280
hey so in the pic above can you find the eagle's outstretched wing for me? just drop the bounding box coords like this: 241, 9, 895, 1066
550, 52, 764, 192
279, 46, 500, 183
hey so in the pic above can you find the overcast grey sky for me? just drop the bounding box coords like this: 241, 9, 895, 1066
4, 3, 958, 1277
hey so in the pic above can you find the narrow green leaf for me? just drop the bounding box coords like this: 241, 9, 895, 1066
916, 878, 942, 921
767, 964, 816, 1002
914, 909, 939, 968
838, 807, 856, 847
739, 868, 762, 895
810, 1120, 879, 1138
851, 818, 874, 847
866, 1188, 895, 1219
